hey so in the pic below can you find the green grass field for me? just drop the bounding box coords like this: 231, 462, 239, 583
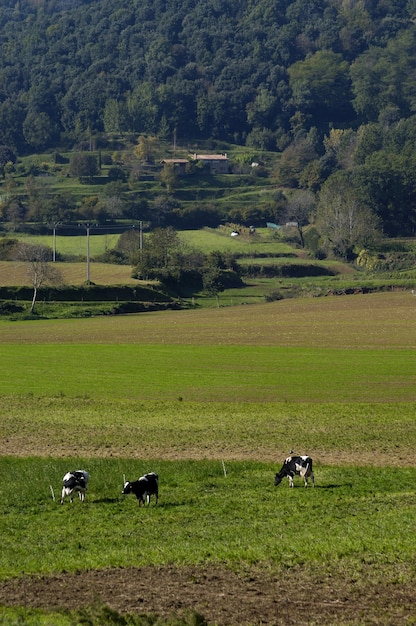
10, 232, 122, 258
1, 344, 415, 402
1, 458, 415, 578
6, 227, 295, 260
1, 292, 416, 624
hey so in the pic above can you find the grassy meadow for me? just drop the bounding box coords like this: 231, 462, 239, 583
10, 232, 122, 258
1, 458, 415, 578
0, 291, 416, 623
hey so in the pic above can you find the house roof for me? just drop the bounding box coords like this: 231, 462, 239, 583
193, 153, 228, 161
161, 153, 229, 164
161, 158, 189, 164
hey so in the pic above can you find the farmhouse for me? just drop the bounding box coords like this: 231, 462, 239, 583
192, 153, 229, 173
161, 153, 229, 174
161, 157, 189, 175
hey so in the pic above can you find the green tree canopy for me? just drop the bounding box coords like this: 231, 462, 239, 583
69, 153, 99, 182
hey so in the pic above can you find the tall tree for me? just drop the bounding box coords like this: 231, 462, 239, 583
160, 162, 178, 194
316, 173, 380, 259
15, 243, 63, 314
285, 190, 316, 248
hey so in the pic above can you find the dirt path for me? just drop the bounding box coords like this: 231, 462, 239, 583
0, 565, 414, 625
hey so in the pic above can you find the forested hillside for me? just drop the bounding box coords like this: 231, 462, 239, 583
0, 0, 414, 149
1, 0, 416, 242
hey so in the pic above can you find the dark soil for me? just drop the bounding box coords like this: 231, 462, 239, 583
0, 564, 415, 625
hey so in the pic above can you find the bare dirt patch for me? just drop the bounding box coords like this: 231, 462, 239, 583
0, 565, 414, 625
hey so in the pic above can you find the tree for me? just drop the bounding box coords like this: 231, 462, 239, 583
0, 145, 17, 176
272, 138, 317, 187
22, 111, 58, 151
25, 176, 48, 221
0, 145, 17, 178
152, 195, 176, 226
78, 196, 108, 222
133, 135, 159, 163
103, 98, 128, 134
316, 173, 380, 259
127, 84, 158, 133
116, 229, 143, 264
201, 251, 241, 301
285, 190, 316, 248
160, 162, 178, 194
147, 226, 181, 269
42, 193, 76, 225
202, 264, 224, 301
69, 153, 99, 182
350, 30, 416, 123
133, 226, 183, 280
99, 181, 127, 219
353, 152, 416, 237
289, 51, 353, 128
15, 243, 63, 314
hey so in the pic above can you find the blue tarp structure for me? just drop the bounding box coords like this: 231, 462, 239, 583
266, 222, 281, 229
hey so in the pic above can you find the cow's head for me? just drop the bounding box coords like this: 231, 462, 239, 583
274, 473, 283, 486
122, 481, 132, 495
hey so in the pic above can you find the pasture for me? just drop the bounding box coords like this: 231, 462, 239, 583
0, 292, 416, 624
9, 232, 122, 259
5, 227, 289, 260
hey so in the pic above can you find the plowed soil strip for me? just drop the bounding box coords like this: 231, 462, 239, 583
0, 565, 414, 625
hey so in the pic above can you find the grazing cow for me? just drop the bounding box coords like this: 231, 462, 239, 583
122, 472, 158, 506
274, 455, 314, 488
61, 470, 90, 504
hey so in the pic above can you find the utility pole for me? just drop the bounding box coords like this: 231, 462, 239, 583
52, 221, 61, 262
79, 223, 95, 283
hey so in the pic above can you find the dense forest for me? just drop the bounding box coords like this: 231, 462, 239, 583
1, 0, 416, 148
1, 0, 416, 243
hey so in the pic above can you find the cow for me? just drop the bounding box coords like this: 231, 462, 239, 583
122, 472, 158, 506
60, 470, 90, 504
274, 455, 314, 488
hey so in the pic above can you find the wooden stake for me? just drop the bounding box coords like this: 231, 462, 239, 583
222, 460, 227, 477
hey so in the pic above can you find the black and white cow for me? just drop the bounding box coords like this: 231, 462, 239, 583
274, 456, 314, 488
61, 470, 90, 504
122, 472, 159, 505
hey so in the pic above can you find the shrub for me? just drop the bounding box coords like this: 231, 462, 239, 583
0, 237, 18, 260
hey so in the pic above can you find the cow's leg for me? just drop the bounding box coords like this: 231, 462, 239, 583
304, 469, 315, 487
288, 475, 294, 488
301, 464, 309, 487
